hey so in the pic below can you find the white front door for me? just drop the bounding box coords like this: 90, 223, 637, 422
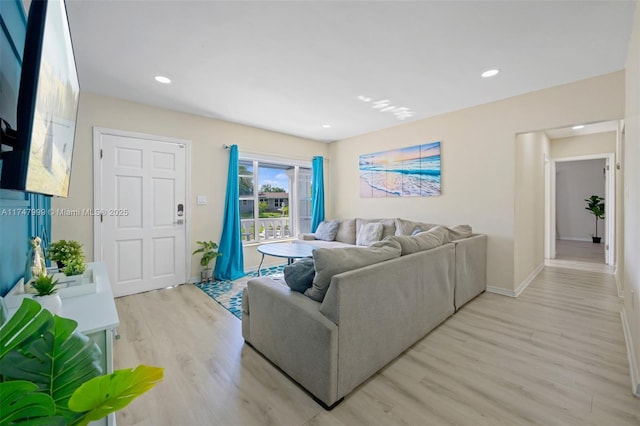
95, 129, 188, 297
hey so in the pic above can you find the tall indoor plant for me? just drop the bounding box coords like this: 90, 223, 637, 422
585, 195, 605, 243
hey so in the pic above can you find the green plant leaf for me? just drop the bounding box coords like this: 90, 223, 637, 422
0, 299, 53, 360
68, 365, 164, 426
0, 380, 65, 425
0, 315, 102, 423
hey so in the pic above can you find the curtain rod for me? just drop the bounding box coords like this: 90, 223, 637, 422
221, 144, 329, 162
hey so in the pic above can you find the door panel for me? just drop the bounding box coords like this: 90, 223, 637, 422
100, 133, 186, 297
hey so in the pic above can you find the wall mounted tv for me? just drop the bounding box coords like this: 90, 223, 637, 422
0, 0, 80, 198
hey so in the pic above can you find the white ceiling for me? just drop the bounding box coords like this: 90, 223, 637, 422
545, 120, 620, 140
65, 0, 636, 142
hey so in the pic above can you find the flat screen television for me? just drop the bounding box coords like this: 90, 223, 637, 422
0, 0, 80, 197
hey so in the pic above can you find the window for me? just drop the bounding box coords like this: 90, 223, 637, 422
239, 158, 311, 243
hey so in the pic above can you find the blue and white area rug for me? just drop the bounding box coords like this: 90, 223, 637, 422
195, 265, 284, 320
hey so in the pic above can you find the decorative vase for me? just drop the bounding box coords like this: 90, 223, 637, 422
35, 293, 62, 315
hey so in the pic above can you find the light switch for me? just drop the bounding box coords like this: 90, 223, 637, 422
197, 195, 207, 206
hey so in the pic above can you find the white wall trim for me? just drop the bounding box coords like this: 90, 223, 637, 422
92, 127, 193, 285
557, 237, 593, 242
615, 267, 624, 298
486, 286, 516, 298
487, 262, 544, 298
620, 308, 640, 398
516, 262, 544, 297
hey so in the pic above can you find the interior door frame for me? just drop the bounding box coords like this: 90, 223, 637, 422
546, 152, 615, 266
92, 127, 192, 285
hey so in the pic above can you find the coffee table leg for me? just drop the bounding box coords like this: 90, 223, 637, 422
288, 257, 294, 265
258, 254, 265, 276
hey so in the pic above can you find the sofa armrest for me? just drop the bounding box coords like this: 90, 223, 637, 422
299, 233, 317, 241
453, 234, 487, 310
244, 277, 339, 406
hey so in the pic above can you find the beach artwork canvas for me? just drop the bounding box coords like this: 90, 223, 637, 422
359, 142, 441, 198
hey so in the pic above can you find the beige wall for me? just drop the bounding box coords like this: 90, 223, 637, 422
624, 0, 640, 396
513, 132, 548, 289
52, 92, 328, 279
550, 131, 616, 158
329, 71, 625, 292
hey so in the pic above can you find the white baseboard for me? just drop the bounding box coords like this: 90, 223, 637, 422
615, 267, 624, 298
620, 308, 640, 398
486, 286, 516, 297
557, 237, 593, 242
486, 263, 543, 298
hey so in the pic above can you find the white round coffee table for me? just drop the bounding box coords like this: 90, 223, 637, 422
256, 243, 315, 275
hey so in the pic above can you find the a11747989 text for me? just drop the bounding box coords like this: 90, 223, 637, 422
0, 208, 129, 217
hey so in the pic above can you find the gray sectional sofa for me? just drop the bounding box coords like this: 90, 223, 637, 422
241, 218, 487, 408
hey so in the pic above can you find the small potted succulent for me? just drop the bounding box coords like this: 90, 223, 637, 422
192, 240, 222, 282
31, 274, 61, 314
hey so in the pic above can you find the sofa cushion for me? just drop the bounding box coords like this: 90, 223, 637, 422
304, 239, 402, 302
335, 219, 357, 244
389, 226, 450, 255
449, 225, 473, 241
314, 220, 340, 241
356, 218, 396, 240
395, 218, 437, 236
284, 257, 316, 293
356, 222, 384, 246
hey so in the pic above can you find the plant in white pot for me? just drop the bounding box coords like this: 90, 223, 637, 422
193, 240, 222, 282
31, 273, 62, 315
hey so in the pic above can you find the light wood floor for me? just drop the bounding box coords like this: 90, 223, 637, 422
113, 267, 639, 425
555, 239, 605, 264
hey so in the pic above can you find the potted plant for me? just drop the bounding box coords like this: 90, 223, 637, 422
193, 240, 222, 282
0, 298, 163, 425
31, 273, 62, 314
48, 239, 84, 269
585, 195, 605, 243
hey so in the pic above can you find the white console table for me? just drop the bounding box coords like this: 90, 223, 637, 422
7, 261, 119, 426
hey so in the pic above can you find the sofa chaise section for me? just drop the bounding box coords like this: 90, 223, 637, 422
242, 242, 456, 408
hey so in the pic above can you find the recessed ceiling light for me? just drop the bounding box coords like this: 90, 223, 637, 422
321, 124, 332, 128
481, 69, 500, 78
572, 125, 585, 130
154, 75, 171, 84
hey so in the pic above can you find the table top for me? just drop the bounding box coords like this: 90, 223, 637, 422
257, 243, 315, 259
7, 262, 119, 334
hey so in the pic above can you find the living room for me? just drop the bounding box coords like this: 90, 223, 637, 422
1, 0, 640, 424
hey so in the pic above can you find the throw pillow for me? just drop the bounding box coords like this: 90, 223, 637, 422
304, 239, 401, 302
390, 225, 450, 255
334, 219, 357, 244
314, 220, 340, 241
356, 222, 384, 246
411, 226, 424, 236
448, 225, 473, 241
395, 218, 437, 236
356, 218, 397, 239
283, 257, 315, 293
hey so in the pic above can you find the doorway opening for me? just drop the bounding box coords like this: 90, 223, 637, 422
543, 121, 620, 271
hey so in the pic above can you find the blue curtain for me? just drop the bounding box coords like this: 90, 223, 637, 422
310, 156, 325, 232
27, 193, 51, 261
214, 145, 245, 280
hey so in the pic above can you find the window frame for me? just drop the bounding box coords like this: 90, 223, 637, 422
238, 154, 311, 244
